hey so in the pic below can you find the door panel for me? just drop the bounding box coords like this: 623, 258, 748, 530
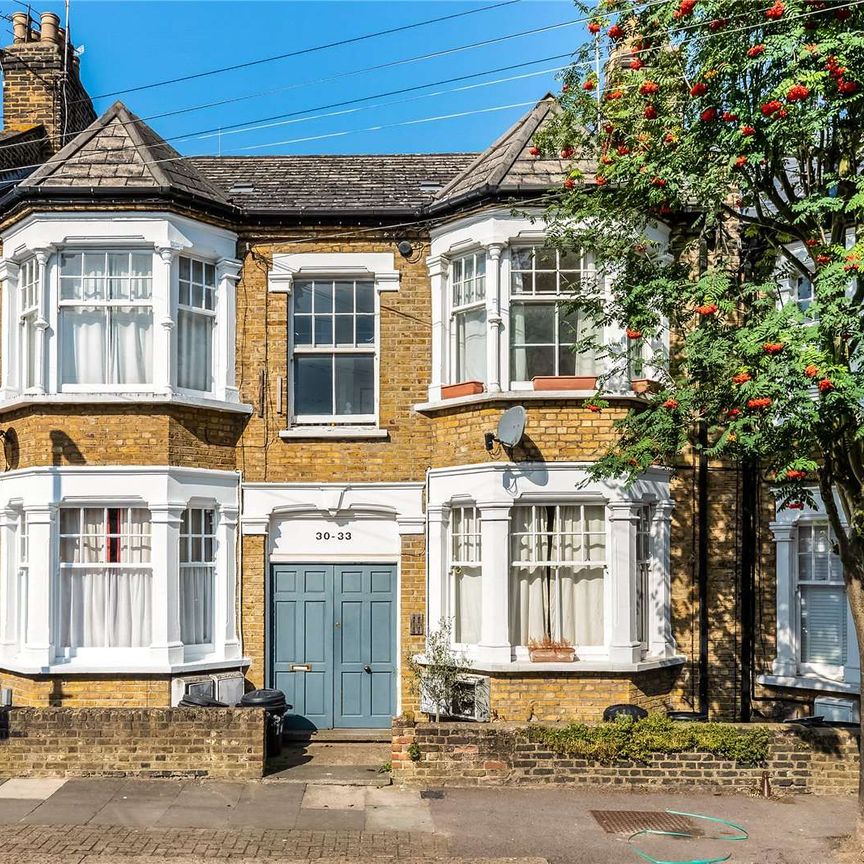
272, 562, 395, 730
272, 564, 332, 730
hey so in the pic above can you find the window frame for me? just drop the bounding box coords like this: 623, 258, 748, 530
508, 501, 608, 653
176, 255, 218, 395
289, 277, 379, 425
179, 507, 217, 652
448, 504, 482, 646
18, 257, 40, 392
57, 249, 155, 392
449, 251, 487, 384
794, 518, 848, 675
507, 245, 601, 386
635, 504, 652, 648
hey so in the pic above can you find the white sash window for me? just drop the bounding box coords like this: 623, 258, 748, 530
59, 506, 152, 649
19, 257, 39, 391
177, 257, 216, 392
450, 505, 482, 644
450, 252, 486, 383
509, 503, 605, 647
179, 508, 215, 646
59, 251, 153, 387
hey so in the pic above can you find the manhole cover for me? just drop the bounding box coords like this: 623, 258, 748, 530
420, 789, 445, 799
590, 810, 703, 836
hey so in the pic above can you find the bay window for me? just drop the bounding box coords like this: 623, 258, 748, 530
509, 247, 600, 382
19, 257, 39, 390
635, 504, 652, 646
59, 251, 153, 386
450, 505, 481, 644
292, 279, 376, 422
177, 257, 216, 392
59, 506, 152, 649
180, 508, 215, 647
797, 521, 847, 669
509, 503, 605, 648
450, 252, 486, 383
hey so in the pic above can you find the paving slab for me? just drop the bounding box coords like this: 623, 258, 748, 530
293, 807, 366, 831
0, 778, 67, 799
365, 786, 423, 807
366, 803, 435, 833
266, 763, 390, 786
21, 778, 127, 825
301, 784, 366, 810
224, 781, 303, 829
0, 798, 41, 823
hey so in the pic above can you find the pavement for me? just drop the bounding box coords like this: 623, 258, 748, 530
0, 776, 856, 863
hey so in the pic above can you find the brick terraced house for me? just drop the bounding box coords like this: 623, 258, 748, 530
0, 12, 858, 726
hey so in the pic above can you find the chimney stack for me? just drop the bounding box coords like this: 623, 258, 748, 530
0, 9, 97, 156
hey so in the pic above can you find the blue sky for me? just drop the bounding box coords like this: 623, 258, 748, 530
2, 0, 584, 156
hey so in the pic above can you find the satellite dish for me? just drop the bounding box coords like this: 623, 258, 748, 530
496, 406, 526, 449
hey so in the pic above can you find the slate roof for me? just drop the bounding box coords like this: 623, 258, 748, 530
189, 154, 475, 215
431, 94, 581, 210
19, 101, 231, 207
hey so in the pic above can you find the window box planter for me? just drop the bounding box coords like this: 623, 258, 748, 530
528, 646, 576, 663
442, 380, 485, 399
631, 378, 662, 394
532, 376, 597, 391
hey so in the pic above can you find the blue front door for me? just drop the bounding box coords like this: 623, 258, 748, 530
271, 563, 396, 730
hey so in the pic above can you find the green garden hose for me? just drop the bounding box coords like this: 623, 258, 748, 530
627, 809, 749, 864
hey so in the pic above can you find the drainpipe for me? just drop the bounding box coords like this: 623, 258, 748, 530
696, 236, 710, 718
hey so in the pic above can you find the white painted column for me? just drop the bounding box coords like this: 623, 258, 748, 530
426, 504, 448, 630
649, 500, 676, 658
215, 504, 241, 659
20, 504, 56, 666
0, 261, 20, 398
608, 501, 642, 664
149, 503, 185, 666
485, 244, 504, 393
154, 247, 176, 394
32, 248, 50, 395
770, 521, 798, 677
427, 255, 448, 401
845, 602, 860, 686
477, 502, 511, 663
0, 507, 20, 655
217, 258, 242, 403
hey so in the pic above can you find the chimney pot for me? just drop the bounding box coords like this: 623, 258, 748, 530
11, 12, 28, 43
40, 12, 60, 44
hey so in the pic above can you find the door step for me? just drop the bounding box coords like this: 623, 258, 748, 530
284, 728, 391, 744
264, 763, 392, 786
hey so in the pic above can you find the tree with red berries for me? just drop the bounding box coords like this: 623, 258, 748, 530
536, 0, 864, 829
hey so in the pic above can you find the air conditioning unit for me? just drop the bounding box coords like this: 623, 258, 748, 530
420, 673, 490, 722
813, 696, 859, 724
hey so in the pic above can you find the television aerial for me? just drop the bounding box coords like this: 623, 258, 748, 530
484, 405, 526, 453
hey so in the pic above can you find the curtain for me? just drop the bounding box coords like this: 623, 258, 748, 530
180, 565, 214, 645
178, 309, 212, 391
510, 304, 528, 381
455, 565, 481, 644
509, 507, 547, 644
61, 308, 107, 385
559, 567, 605, 646
112, 308, 152, 385
455, 308, 486, 382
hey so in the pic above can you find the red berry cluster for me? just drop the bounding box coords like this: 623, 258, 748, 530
673, 0, 697, 19
626, 327, 642, 339
765, 1, 785, 20
786, 469, 807, 480
662, 399, 679, 410
639, 81, 659, 96
695, 303, 718, 315
747, 397, 773, 409
762, 342, 785, 354
787, 84, 810, 102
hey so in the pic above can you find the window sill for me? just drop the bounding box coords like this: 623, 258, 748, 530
414, 389, 650, 415
420, 655, 686, 675
757, 672, 860, 695
0, 391, 254, 415
279, 426, 389, 440
0, 656, 252, 676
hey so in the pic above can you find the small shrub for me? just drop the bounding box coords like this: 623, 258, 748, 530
528, 714, 770, 766
407, 742, 421, 762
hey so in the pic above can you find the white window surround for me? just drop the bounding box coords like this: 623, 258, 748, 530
426, 209, 671, 404
268, 252, 400, 437
0, 465, 242, 674
0, 211, 246, 413
426, 462, 680, 672
761, 490, 861, 695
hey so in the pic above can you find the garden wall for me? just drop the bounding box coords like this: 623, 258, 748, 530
0, 707, 266, 780
391, 718, 860, 795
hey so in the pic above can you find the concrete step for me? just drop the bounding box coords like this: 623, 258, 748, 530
284, 727, 391, 744
276, 741, 391, 767
264, 763, 392, 786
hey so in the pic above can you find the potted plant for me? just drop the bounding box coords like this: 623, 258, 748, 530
528, 635, 576, 662
631, 377, 662, 394
408, 618, 473, 721
441, 380, 485, 399
532, 375, 598, 391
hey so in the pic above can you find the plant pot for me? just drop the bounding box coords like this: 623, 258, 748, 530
441, 380, 485, 399
532, 376, 597, 391
528, 647, 576, 663
631, 378, 662, 394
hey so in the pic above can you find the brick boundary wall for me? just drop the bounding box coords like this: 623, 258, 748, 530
0, 708, 266, 780
391, 717, 860, 795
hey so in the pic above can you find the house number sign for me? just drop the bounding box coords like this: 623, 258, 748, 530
315, 531, 352, 541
